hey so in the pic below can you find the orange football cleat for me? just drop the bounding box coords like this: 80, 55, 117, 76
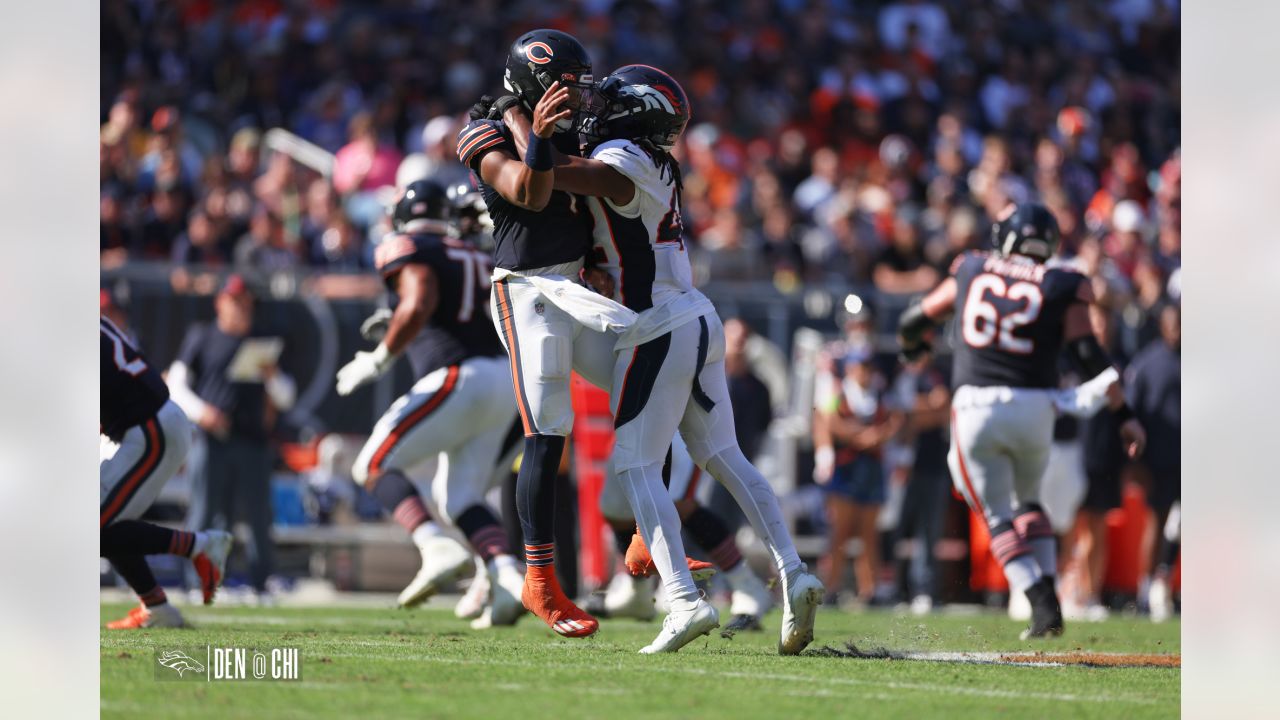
521, 564, 599, 638
624, 531, 717, 581
192, 530, 233, 605
106, 603, 185, 629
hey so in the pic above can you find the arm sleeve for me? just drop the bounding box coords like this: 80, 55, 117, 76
455, 119, 509, 171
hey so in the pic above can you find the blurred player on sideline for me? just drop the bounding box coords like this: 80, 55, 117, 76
898, 203, 1146, 639
338, 179, 526, 626
100, 316, 232, 628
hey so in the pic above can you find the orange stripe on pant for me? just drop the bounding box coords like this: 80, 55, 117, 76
494, 281, 536, 436
951, 408, 987, 519
368, 365, 461, 477
100, 418, 162, 528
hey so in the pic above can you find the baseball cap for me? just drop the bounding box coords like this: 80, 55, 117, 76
219, 274, 253, 298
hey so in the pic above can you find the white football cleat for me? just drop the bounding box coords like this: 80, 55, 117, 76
455, 559, 489, 620
398, 535, 471, 608
639, 598, 719, 654
604, 571, 656, 621
192, 529, 234, 605
487, 557, 526, 626
1008, 586, 1032, 621
779, 567, 824, 655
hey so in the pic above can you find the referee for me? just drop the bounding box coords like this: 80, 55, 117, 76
167, 274, 295, 597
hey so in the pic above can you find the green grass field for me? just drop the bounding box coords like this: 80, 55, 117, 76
101, 601, 1179, 719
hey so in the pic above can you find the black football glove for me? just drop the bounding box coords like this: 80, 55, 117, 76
899, 336, 932, 364
488, 94, 522, 121
469, 95, 496, 121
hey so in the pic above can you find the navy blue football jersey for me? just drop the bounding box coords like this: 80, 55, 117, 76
949, 251, 1090, 390
101, 316, 169, 440
374, 232, 505, 378
455, 119, 592, 271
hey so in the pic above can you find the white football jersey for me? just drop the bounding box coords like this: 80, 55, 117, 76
586, 139, 694, 312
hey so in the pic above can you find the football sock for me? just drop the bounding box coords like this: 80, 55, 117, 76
456, 504, 512, 563
611, 523, 634, 556
724, 561, 760, 595
515, 434, 565, 549
370, 469, 433, 533
101, 520, 199, 558
1014, 504, 1057, 578
109, 554, 167, 606
683, 506, 742, 571
703, 447, 803, 582
618, 463, 699, 606
410, 521, 444, 548
990, 520, 1042, 594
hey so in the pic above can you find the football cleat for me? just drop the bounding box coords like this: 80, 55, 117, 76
719, 613, 763, 639
624, 532, 716, 581
522, 566, 598, 638
107, 602, 185, 630
398, 535, 472, 608
454, 559, 489, 620
487, 558, 527, 626
603, 571, 656, 621
639, 598, 719, 654
1020, 576, 1065, 639
779, 566, 824, 655
192, 530, 233, 605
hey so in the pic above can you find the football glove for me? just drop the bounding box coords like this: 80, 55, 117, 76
359, 308, 393, 342
468, 95, 496, 121
335, 344, 395, 396
899, 336, 932, 364
488, 94, 522, 120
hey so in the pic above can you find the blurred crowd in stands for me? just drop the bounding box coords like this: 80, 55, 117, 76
102, 0, 1180, 613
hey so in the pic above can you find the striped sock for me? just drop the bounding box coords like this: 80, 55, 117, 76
524, 542, 555, 568
393, 497, 432, 534
456, 505, 511, 563
683, 506, 741, 570
169, 530, 197, 558
708, 536, 744, 572
139, 586, 168, 608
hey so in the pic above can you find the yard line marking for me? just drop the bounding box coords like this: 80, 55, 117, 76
318, 648, 1161, 705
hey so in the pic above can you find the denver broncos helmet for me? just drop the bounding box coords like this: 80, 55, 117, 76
582, 65, 690, 152
504, 29, 594, 125
392, 179, 450, 234
990, 202, 1061, 263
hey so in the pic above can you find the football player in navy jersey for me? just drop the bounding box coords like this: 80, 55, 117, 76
336, 179, 526, 626
100, 316, 232, 628
496, 64, 825, 654
897, 203, 1146, 639
456, 29, 634, 639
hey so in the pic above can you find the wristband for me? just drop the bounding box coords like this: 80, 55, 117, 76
526, 130, 553, 172
370, 342, 394, 370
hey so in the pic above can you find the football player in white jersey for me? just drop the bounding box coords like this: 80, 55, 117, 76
503, 65, 824, 654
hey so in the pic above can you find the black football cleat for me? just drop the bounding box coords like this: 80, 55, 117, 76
1020, 576, 1065, 640
719, 613, 763, 639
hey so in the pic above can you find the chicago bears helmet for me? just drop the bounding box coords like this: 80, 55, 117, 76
581, 64, 690, 152
445, 181, 492, 244
990, 202, 1061, 262
392, 179, 450, 233
504, 29, 594, 130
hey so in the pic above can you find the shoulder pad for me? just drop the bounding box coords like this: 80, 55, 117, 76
949, 250, 982, 276
456, 119, 509, 170
374, 234, 418, 275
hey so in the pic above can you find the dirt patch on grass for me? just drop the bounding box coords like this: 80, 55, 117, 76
808, 643, 1180, 669
998, 652, 1180, 668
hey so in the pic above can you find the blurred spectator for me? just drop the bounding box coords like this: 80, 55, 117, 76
813, 346, 902, 606
100, 186, 134, 269
136, 184, 188, 260
873, 207, 940, 295
333, 111, 403, 196
1128, 303, 1181, 604
171, 207, 230, 266
167, 276, 296, 598
309, 212, 369, 271
234, 206, 300, 271
891, 356, 951, 613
